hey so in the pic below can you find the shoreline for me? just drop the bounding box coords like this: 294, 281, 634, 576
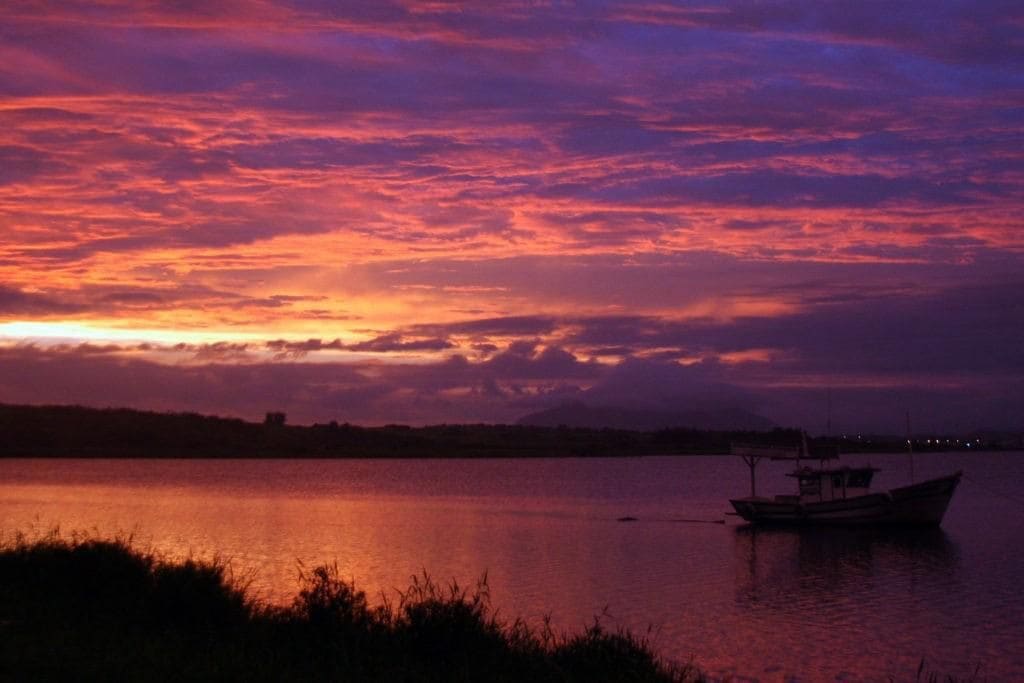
4, 402, 1007, 459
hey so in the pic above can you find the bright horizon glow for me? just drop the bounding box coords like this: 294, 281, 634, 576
0, 322, 267, 346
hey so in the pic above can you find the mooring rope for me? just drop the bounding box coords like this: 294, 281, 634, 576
616, 516, 725, 524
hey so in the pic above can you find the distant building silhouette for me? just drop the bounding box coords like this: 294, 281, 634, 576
264, 411, 286, 426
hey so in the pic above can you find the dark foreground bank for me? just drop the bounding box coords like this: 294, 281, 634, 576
0, 534, 700, 682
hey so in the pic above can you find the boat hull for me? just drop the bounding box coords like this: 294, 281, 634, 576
729, 472, 961, 526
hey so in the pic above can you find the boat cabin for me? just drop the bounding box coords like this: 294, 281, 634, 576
787, 466, 879, 503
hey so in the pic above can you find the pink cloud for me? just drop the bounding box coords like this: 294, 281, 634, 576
0, 1, 1021, 430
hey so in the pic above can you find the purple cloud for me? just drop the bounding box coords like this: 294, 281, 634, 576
0, 1, 1021, 434
0, 286, 85, 316
347, 333, 454, 353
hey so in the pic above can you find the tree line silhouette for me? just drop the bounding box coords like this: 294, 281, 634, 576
0, 403, 990, 458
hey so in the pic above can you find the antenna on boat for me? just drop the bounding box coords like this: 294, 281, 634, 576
906, 410, 915, 483
826, 387, 832, 437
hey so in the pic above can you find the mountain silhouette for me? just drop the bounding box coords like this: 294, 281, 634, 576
517, 400, 774, 431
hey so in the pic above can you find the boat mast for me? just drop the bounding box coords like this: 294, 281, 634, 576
732, 444, 770, 497
740, 453, 762, 497
826, 387, 832, 437
906, 410, 915, 483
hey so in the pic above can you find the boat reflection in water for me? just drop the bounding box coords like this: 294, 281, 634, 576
733, 525, 961, 609
728, 525, 964, 679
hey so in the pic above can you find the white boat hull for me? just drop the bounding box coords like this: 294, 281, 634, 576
729, 472, 961, 526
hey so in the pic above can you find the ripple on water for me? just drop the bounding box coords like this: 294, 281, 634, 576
1, 454, 1023, 681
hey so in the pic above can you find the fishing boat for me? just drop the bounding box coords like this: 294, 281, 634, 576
728, 435, 961, 526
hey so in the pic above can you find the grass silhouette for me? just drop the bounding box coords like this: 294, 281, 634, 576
0, 532, 701, 682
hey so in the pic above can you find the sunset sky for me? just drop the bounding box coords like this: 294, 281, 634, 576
1, 1, 1021, 432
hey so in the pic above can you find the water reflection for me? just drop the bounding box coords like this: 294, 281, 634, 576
2, 455, 1021, 681
734, 525, 961, 612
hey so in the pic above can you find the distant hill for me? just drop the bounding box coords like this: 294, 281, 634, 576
517, 401, 775, 432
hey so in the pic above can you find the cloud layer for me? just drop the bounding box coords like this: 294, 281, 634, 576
1, 2, 1022, 431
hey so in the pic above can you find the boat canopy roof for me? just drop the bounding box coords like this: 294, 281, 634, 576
731, 443, 839, 461
786, 465, 880, 478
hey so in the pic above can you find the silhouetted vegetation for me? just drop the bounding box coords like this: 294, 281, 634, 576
2, 403, 1008, 459
0, 403, 803, 458
0, 533, 701, 682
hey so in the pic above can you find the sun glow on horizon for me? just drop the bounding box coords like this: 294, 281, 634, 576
0, 321, 273, 346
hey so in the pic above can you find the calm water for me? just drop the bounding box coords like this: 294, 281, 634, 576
2, 452, 1022, 682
